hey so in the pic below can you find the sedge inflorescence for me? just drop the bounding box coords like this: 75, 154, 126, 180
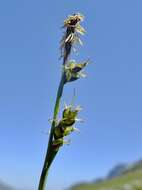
53, 105, 81, 148
60, 13, 86, 64
38, 13, 89, 190
52, 13, 89, 149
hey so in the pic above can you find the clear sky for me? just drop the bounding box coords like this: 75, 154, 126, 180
0, 0, 142, 190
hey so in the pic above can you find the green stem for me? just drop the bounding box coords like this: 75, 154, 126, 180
38, 18, 72, 190
38, 72, 65, 190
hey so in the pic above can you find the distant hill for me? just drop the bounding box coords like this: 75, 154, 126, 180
0, 181, 15, 190
107, 163, 128, 179
68, 159, 142, 190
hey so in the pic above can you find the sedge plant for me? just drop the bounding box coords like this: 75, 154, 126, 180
38, 13, 89, 190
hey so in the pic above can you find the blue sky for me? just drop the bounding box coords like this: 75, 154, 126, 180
0, 0, 142, 190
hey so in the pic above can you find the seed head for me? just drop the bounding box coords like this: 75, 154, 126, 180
63, 13, 84, 28
60, 13, 85, 64
64, 60, 89, 83
53, 105, 81, 141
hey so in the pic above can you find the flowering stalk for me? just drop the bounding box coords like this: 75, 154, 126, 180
38, 13, 88, 190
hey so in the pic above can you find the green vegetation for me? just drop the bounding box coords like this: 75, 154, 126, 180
70, 161, 142, 190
